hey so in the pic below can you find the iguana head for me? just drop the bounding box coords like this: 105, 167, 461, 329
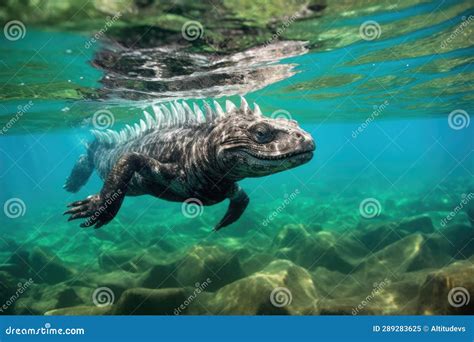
211, 98, 315, 179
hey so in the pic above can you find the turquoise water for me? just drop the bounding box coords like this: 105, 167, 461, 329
0, 0, 473, 315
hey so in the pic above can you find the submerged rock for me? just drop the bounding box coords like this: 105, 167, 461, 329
56, 288, 83, 308
356, 216, 434, 253
273, 226, 361, 273
29, 247, 74, 284
6, 250, 31, 278
441, 224, 474, 259
467, 202, 474, 227
0, 237, 19, 253
398, 216, 434, 234
88, 270, 140, 300
147, 237, 177, 253
203, 259, 318, 315
14, 282, 90, 315
98, 249, 159, 273
139, 264, 178, 289
318, 296, 379, 315
404, 234, 452, 272
98, 250, 137, 271
355, 234, 451, 279
45, 306, 111, 315
355, 222, 401, 252
7, 205, 474, 316
112, 288, 188, 315
241, 252, 276, 275
273, 224, 311, 247
311, 267, 348, 295
417, 259, 474, 314
0, 271, 18, 314
175, 245, 245, 291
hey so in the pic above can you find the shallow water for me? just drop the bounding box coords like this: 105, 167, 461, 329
0, 0, 473, 315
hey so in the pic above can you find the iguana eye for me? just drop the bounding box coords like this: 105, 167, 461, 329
249, 123, 274, 143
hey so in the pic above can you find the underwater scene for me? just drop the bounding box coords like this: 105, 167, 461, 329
0, 0, 473, 316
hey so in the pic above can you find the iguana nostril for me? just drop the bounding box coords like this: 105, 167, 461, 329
293, 132, 303, 140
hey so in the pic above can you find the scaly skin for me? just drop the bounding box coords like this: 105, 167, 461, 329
64, 97, 315, 230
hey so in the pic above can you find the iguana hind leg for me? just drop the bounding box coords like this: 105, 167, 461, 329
214, 185, 249, 231
65, 152, 171, 229
64, 154, 94, 193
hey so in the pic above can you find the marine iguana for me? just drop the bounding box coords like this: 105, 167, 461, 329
64, 97, 315, 230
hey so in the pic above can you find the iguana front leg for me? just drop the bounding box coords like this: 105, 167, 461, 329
65, 152, 172, 229
214, 185, 249, 231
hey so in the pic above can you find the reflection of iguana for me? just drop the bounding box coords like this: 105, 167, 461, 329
64, 97, 315, 230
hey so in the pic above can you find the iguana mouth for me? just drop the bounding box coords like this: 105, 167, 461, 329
240, 150, 313, 161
